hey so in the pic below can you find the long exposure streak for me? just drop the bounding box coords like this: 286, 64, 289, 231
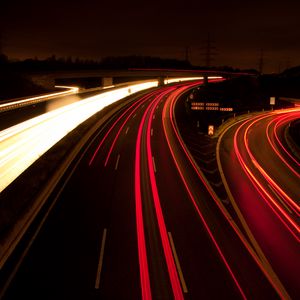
234, 122, 300, 241
146, 88, 184, 300
135, 103, 152, 300
162, 84, 248, 300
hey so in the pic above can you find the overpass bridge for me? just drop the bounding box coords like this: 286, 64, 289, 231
25, 68, 245, 90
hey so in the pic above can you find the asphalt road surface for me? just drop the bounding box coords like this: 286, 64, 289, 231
2, 83, 288, 299
218, 109, 300, 299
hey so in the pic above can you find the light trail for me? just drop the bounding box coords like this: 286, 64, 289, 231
245, 114, 300, 217
164, 77, 204, 84
267, 114, 300, 178
92, 82, 196, 298
88, 89, 161, 166
164, 76, 224, 84
243, 113, 300, 222
221, 109, 300, 297
273, 113, 300, 169
166, 81, 292, 299
234, 119, 300, 241
86, 77, 206, 166
134, 98, 153, 300
216, 121, 291, 299
146, 88, 184, 299
89, 84, 181, 299
0, 86, 79, 112
103, 89, 166, 167
0, 81, 158, 192
162, 83, 248, 300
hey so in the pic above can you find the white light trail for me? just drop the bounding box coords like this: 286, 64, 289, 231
164, 76, 222, 84
164, 77, 204, 84
0, 81, 158, 192
0, 86, 79, 112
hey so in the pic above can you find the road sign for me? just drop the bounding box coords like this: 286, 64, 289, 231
270, 97, 276, 105
208, 125, 214, 136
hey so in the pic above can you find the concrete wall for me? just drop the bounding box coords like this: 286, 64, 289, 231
28, 74, 55, 90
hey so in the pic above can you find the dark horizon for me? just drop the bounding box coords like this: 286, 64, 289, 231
1, 0, 300, 73
1, 53, 263, 73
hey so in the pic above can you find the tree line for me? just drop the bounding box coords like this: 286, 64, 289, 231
0, 54, 261, 74
0, 55, 193, 72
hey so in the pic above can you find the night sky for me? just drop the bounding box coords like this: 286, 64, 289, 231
1, 0, 300, 72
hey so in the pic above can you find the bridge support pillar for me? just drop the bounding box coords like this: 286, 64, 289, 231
158, 76, 165, 86
204, 76, 209, 86
102, 77, 113, 87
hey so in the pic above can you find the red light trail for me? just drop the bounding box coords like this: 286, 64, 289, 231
145, 88, 184, 300
162, 82, 248, 300
234, 114, 300, 239
218, 107, 300, 298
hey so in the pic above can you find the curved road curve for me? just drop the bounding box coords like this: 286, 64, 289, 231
1, 82, 286, 299
218, 108, 300, 299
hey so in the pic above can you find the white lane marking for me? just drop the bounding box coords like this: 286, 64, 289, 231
152, 156, 157, 173
168, 232, 188, 293
125, 127, 130, 135
151, 128, 153, 136
95, 228, 107, 289
115, 154, 121, 170
268, 184, 293, 214
133, 113, 137, 119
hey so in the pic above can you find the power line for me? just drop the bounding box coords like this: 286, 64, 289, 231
200, 33, 217, 67
258, 49, 264, 74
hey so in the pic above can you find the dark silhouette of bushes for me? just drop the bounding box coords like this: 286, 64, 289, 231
0, 71, 49, 101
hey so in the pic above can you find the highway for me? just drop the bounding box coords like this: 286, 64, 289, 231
0, 78, 204, 192
0, 81, 158, 192
217, 108, 300, 299
1, 81, 285, 299
0, 86, 103, 131
0, 86, 79, 114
